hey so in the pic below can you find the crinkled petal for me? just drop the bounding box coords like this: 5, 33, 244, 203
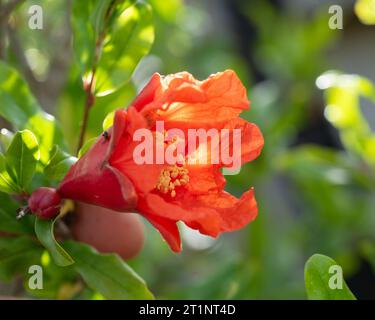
141, 70, 251, 129
220, 118, 264, 169
141, 188, 257, 238
201, 69, 249, 110
143, 192, 222, 236
185, 164, 225, 194
196, 188, 258, 232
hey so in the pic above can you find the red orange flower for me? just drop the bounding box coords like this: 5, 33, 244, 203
58, 70, 264, 252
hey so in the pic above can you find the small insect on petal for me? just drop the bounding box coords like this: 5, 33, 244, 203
102, 131, 110, 141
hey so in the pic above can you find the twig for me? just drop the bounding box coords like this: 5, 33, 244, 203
76, 71, 95, 154
75, 0, 119, 155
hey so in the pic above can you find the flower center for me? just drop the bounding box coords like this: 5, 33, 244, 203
155, 165, 189, 198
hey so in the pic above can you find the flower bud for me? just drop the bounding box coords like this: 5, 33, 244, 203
28, 187, 62, 220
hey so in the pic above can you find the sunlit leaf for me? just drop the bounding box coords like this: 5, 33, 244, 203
0, 153, 19, 193
305, 254, 356, 300
102, 111, 115, 131
149, 0, 182, 22
27, 112, 65, 164
94, 1, 154, 95
317, 71, 375, 165
5, 130, 40, 192
71, 0, 135, 74
0, 62, 64, 164
89, 82, 135, 136
71, 0, 112, 73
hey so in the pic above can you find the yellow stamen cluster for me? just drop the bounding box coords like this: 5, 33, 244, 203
155, 165, 189, 198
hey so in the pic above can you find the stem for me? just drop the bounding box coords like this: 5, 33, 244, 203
75, 0, 117, 155
76, 71, 95, 154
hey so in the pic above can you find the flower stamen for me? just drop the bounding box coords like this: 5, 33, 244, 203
155, 165, 189, 197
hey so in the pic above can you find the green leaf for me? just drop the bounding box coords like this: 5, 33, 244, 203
45, 145, 77, 181
71, 0, 154, 95
71, 0, 113, 74
71, 82, 135, 142
35, 217, 74, 267
0, 153, 19, 193
0, 62, 65, 164
71, 0, 136, 74
304, 254, 356, 300
90, 82, 135, 136
27, 112, 65, 164
102, 111, 115, 131
94, 1, 154, 95
5, 130, 40, 191
317, 71, 375, 166
0, 236, 43, 281
64, 241, 154, 300
149, 0, 182, 22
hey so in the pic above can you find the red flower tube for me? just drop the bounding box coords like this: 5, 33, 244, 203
58, 70, 264, 252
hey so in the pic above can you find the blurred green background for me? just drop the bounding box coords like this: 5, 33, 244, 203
1, 0, 375, 299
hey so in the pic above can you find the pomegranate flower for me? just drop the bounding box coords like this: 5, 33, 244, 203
58, 70, 264, 252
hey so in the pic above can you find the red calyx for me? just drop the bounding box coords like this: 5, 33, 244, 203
28, 187, 62, 220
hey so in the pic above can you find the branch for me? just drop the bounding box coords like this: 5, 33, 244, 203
75, 0, 119, 154
76, 72, 95, 155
